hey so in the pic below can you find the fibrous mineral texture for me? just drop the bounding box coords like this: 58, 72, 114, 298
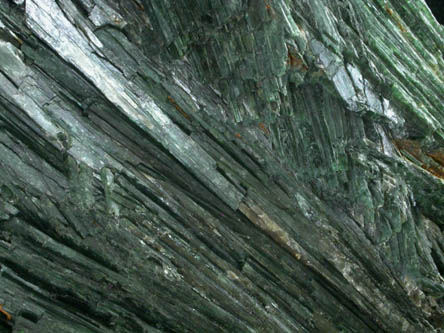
0, 0, 443, 332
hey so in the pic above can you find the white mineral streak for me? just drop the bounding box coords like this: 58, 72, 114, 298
346, 64, 364, 92
242, 200, 405, 325
50, 104, 125, 170
172, 75, 192, 96
83, 26, 104, 49
377, 124, 397, 157
333, 66, 357, 107
0, 41, 28, 86
26, 0, 243, 209
0, 71, 62, 140
331, 249, 411, 331
311, 38, 407, 129
68, 141, 105, 170
382, 99, 402, 126
311, 39, 358, 109
239, 202, 305, 260
0, 40, 116, 171
171, 75, 200, 108
348, 64, 396, 120
26, 0, 142, 122
276, 2, 299, 39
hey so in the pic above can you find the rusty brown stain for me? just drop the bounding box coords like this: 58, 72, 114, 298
296, 23, 304, 33
258, 122, 270, 135
396, 21, 407, 33
0, 304, 11, 321
15, 36, 23, 45
427, 151, 444, 165
131, 0, 144, 10
264, 0, 275, 17
384, 5, 407, 33
394, 139, 444, 180
112, 15, 122, 24
167, 96, 190, 120
286, 46, 308, 71
287, 48, 300, 67
385, 5, 394, 16
393, 139, 422, 160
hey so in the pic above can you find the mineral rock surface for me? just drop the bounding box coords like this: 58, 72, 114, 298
0, 0, 443, 332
